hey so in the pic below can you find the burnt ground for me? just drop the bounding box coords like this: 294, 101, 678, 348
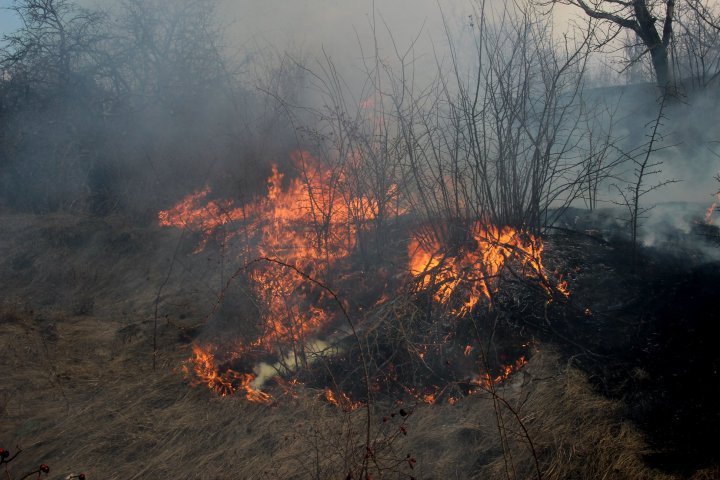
535, 228, 720, 474
263, 218, 720, 475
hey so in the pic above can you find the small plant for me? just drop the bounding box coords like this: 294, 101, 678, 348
0, 446, 85, 480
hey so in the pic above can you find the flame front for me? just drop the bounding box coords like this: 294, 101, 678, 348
184, 344, 272, 403
408, 223, 562, 314
163, 150, 400, 400
472, 356, 528, 391
158, 186, 244, 253
161, 151, 561, 404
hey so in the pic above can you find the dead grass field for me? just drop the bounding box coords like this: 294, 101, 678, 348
1, 214, 717, 479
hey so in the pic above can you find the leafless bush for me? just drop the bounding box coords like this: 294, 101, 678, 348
611, 93, 678, 267
277, 2, 620, 250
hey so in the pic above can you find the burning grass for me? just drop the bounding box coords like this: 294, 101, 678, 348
157, 152, 570, 408
1, 201, 718, 477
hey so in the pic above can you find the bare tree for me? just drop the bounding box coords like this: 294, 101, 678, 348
674, 0, 720, 87
0, 0, 253, 214
285, 1, 617, 244
1, 0, 110, 101
578, 96, 624, 211
115, 0, 231, 108
382, 2, 602, 236
612, 93, 677, 268
542, 0, 677, 88
686, 0, 720, 30
0, 0, 113, 211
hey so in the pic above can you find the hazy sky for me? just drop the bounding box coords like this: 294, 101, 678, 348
0, 1, 575, 53
0, 0, 20, 35
214, 1, 579, 60
218, 0, 468, 49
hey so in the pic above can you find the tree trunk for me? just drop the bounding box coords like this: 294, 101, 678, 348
634, 0, 674, 89
650, 43, 671, 88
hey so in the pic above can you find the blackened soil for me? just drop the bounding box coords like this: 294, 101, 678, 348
539, 231, 720, 474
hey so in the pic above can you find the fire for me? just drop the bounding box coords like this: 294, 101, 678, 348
158, 186, 244, 253
258, 152, 379, 264
247, 151, 389, 350
473, 356, 528, 391
705, 193, 719, 224
161, 152, 556, 405
158, 150, 397, 261
402, 384, 441, 405
183, 344, 272, 404
323, 387, 363, 412
556, 278, 570, 298
408, 223, 561, 313
163, 150, 402, 400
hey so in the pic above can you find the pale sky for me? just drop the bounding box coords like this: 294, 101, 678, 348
0, 1, 574, 52
0, 0, 20, 36
214, 1, 578, 60
217, 0, 469, 49
2, 0, 714, 78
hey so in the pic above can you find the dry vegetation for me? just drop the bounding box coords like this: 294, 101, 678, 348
0, 214, 717, 479
2, 1, 720, 478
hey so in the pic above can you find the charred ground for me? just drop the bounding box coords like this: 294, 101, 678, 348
540, 227, 720, 473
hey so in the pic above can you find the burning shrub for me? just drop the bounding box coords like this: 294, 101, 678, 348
158, 153, 570, 407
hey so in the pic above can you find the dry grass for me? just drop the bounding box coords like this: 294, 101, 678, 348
2, 310, 717, 479
1, 213, 718, 479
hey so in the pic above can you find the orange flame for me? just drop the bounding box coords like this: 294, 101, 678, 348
473, 356, 528, 391
705, 193, 719, 225
323, 387, 363, 412
556, 279, 570, 298
158, 186, 245, 253
408, 223, 563, 313
163, 150, 403, 400
162, 153, 555, 404
183, 344, 272, 404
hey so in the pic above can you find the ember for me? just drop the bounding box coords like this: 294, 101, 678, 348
705, 193, 719, 224
323, 387, 364, 412
472, 356, 528, 391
